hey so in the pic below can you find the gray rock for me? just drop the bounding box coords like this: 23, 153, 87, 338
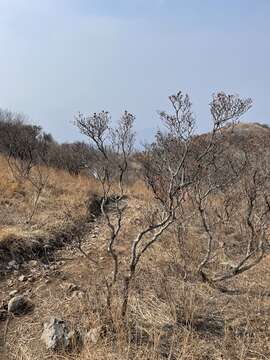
41, 318, 82, 352
8, 295, 33, 315
7, 260, 19, 270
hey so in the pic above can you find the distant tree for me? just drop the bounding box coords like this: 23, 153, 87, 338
46, 141, 95, 175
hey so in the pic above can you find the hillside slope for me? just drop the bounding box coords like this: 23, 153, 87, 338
0, 155, 101, 270
0, 123, 270, 360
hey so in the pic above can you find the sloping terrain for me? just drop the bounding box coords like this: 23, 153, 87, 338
1, 195, 270, 360
0, 124, 270, 360
0, 154, 102, 270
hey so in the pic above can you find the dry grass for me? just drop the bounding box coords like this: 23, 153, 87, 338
1, 156, 270, 359
127, 179, 152, 201
2, 238, 270, 359
0, 154, 101, 244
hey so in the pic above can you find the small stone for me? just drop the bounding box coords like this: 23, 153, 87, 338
8, 260, 19, 270
41, 318, 83, 352
18, 275, 26, 282
8, 295, 33, 315
9, 290, 18, 297
29, 260, 38, 267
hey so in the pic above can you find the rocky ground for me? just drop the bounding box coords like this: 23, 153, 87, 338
0, 212, 103, 357
0, 196, 270, 359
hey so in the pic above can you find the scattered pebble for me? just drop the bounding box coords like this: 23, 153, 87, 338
9, 290, 18, 297
18, 275, 26, 282
7, 260, 20, 271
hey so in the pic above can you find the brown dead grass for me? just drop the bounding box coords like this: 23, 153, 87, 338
2, 237, 270, 360
0, 154, 101, 241
0, 156, 270, 359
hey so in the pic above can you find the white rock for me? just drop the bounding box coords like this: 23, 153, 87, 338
18, 275, 26, 282
9, 290, 18, 297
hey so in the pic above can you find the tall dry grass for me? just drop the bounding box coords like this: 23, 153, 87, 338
0, 154, 101, 241
3, 234, 270, 360
1, 155, 270, 360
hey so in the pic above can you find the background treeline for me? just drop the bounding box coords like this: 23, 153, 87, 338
0, 109, 96, 175
1, 107, 270, 182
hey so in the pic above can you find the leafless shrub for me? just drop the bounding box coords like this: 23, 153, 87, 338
0, 109, 50, 222
75, 110, 135, 321
196, 161, 270, 286
74, 90, 256, 326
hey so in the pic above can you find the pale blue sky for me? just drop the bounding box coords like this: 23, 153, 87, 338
0, 0, 269, 142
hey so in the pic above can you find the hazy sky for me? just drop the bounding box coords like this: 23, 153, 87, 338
0, 0, 270, 143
